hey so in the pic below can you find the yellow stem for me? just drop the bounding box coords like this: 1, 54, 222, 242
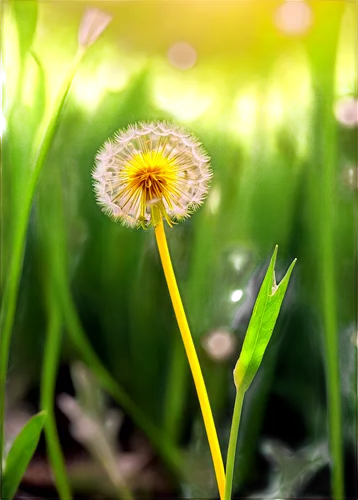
155, 219, 225, 500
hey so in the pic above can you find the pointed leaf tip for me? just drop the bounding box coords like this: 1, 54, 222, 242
2, 411, 47, 500
234, 250, 296, 393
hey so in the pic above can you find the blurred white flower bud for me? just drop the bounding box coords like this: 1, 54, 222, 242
78, 8, 112, 49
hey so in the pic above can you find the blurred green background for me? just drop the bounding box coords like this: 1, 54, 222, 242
1, 1, 356, 498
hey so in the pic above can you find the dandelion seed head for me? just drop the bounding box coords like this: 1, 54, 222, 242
92, 121, 212, 228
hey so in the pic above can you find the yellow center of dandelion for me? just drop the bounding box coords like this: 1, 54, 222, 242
120, 150, 179, 227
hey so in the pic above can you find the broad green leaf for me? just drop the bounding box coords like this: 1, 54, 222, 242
234, 247, 296, 393
2, 411, 46, 500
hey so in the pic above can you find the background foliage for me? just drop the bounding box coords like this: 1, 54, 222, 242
1, 1, 356, 498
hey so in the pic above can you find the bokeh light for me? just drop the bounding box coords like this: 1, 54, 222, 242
167, 41, 197, 70
275, 1, 313, 36
202, 329, 237, 362
232, 89, 257, 141
352, 332, 358, 347
334, 96, 358, 127
341, 165, 358, 191
264, 59, 312, 131
71, 65, 107, 111
99, 64, 128, 91
153, 70, 214, 121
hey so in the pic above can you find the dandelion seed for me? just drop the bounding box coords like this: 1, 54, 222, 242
92, 121, 212, 228
78, 8, 112, 49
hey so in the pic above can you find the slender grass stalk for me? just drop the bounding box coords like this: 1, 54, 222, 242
233, 334, 280, 489
306, 8, 345, 497
316, 86, 344, 500
0, 47, 84, 474
40, 285, 72, 500
224, 390, 244, 500
154, 219, 225, 500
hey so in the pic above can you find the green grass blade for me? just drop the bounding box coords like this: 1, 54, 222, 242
2, 411, 46, 500
2, 0, 39, 114
0, 47, 82, 472
11, 0, 38, 61
234, 247, 296, 393
40, 282, 72, 500
36, 172, 72, 500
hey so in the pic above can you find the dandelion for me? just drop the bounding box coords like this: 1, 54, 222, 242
92, 121, 225, 500
78, 8, 113, 49
92, 121, 212, 228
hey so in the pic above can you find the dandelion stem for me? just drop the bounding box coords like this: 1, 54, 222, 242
155, 219, 225, 500
224, 389, 244, 500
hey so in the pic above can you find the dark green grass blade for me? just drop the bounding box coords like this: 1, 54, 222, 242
2, 411, 46, 500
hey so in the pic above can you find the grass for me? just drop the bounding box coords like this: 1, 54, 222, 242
1, 1, 355, 498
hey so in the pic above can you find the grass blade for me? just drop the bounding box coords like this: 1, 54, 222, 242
234, 247, 296, 393
226, 248, 296, 500
2, 411, 46, 500
0, 46, 83, 473
36, 172, 72, 500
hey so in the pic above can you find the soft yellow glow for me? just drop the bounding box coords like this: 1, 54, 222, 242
336, 54, 357, 97
22, 57, 41, 107
208, 186, 221, 214
154, 69, 213, 121
232, 89, 257, 141
71, 66, 107, 111
99, 63, 128, 91
335, 4, 356, 96
264, 58, 311, 131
